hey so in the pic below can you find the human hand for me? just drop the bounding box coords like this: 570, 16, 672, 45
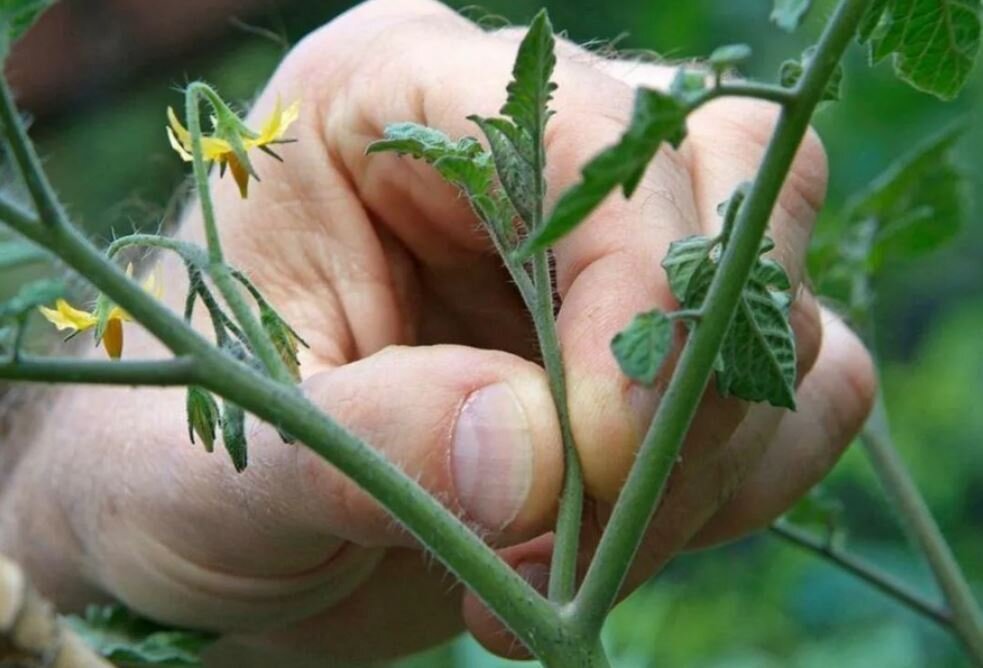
0, 0, 875, 664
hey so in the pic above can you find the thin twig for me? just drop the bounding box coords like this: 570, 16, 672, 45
770, 522, 951, 628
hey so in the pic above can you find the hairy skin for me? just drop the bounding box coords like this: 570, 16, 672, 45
0, 0, 875, 664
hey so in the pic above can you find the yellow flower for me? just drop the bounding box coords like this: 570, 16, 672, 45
39, 266, 161, 359
166, 98, 300, 198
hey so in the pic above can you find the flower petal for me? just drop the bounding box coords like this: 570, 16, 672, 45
39, 299, 98, 332
251, 98, 300, 147
227, 154, 251, 198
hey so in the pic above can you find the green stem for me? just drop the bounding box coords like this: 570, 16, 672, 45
770, 522, 951, 628
573, 0, 873, 632
532, 250, 583, 604
107, 234, 207, 267
862, 397, 983, 662
696, 81, 798, 108
0, 356, 199, 386
0, 76, 564, 660
0, 79, 70, 229
185, 83, 226, 266
183, 83, 294, 384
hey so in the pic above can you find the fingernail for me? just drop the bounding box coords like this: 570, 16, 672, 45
516, 561, 550, 595
452, 383, 533, 531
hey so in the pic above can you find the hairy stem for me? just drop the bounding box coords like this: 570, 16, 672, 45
573, 0, 874, 632
532, 250, 583, 604
770, 522, 951, 628
862, 397, 983, 662
0, 356, 199, 386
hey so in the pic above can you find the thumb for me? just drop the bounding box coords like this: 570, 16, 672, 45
278, 344, 564, 548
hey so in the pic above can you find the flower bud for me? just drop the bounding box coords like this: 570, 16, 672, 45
260, 306, 307, 381
186, 386, 220, 453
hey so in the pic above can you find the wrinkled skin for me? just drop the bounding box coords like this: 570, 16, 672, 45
0, 1, 876, 665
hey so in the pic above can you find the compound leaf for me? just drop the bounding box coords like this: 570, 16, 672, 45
611, 309, 673, 385
469, 115, 537, 226
771, 0, 814, 32
65, 604, 216, 666
868, 0, 981, 100
517, 87, 689, 258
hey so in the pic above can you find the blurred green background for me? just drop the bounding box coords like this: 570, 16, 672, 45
3, 0, 981, 666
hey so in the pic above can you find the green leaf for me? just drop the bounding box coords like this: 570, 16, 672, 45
0, 278, 62, 321
868, 0, 981, 100
780, 47, 843, 101
469, 9, 556, 230
771, 0, 813, 32
857, 0, 891, 43
846, 123, 966, 267
0, 239, 48, 270
65, 604, 216, 666
714, 256, 797, 409
186, 387, 220, 454
611, 309, 674, 385
708, 44, 752, 72
367, 122, 516, 241
221, 401, 248, 472
662, 235, 715, 303
661, 224, 797, 409
469, 115, 537, 226
500, 9, 556, 144
0, 0, 56, 59
516, 87, 689, 258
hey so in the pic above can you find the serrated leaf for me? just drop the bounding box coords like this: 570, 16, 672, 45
469, 115, 537, 226
661, 226, 797, 409
517, 87, 689, 258
221, 401, 248, 472
662, 235, 714, 303
772, 0, 814, 32
0, 0, 56, 59
0, 239, 48, 270
611, 309, 673, 385
367, 122, 516, 241
847, 123, 966, 267
65, 604, 216, 666
500, 9, 556, 142
857, 0, 891, 43
709, 44, 752, 72
869, 0, 981, 100
780, 47, 843, 101
0, 278, 62, 321
715, 257, 797, 409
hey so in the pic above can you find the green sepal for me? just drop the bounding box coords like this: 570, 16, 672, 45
221, 401, 248, 472
186, 386, 220, 453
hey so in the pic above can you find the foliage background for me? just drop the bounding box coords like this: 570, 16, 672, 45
2, 0, 980, 666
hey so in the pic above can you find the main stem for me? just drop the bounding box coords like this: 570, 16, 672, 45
573, 0, 874, 632
862, 397, 983, 662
